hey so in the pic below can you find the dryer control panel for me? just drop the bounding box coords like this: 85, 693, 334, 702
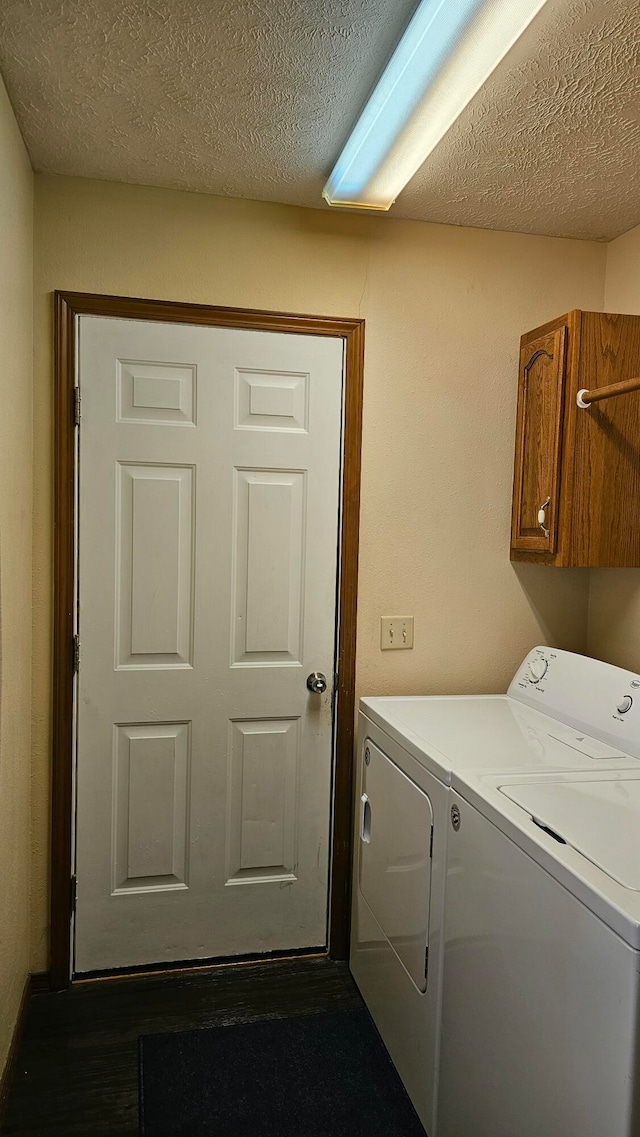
509, 647, 640, 759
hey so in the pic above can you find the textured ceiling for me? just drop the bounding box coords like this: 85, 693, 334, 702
394, 0, 640, 240
0, 0, 639, 240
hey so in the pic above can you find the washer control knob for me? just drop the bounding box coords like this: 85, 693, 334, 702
617, 695, 633, 714
529, 658, 548, 684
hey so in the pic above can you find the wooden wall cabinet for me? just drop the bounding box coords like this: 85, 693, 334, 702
511, 310, 640, 567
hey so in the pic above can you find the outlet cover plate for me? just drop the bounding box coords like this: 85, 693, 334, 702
380, 616, 414, 650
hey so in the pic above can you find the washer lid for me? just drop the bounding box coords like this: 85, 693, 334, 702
501, 779, 640, 891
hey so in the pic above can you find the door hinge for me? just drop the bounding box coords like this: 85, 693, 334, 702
73, 634, 80, 673
70, 874, 77, 915
74, 387, 81, 426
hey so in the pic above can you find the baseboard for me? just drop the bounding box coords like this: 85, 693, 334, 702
29, 971, 51, 994
0, 974, 32, 1119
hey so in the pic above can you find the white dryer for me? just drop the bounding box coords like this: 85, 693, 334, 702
351, 647, 640, 1135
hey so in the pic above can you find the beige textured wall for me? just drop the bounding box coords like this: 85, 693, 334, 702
32, 174, 606, 969
0, 79, 33, 1075
588, 223, 640, 672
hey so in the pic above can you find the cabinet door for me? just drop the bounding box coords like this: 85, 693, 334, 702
511, 326, 567, 553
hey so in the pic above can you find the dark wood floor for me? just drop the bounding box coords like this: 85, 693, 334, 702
2, 956, 362, 1136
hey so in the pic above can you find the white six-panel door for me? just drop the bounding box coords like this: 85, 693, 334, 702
74, 316, 344, 972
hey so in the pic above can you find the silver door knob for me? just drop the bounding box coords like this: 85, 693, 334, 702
307, 672, 328, 694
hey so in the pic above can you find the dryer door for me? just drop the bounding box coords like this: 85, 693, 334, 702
360, 739, 434, 991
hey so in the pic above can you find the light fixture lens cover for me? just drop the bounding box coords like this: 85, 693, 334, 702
323, 0, 549, 211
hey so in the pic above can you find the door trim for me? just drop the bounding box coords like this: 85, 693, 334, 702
52, 291, 364, 989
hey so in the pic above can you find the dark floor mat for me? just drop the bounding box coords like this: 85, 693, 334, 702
139, 1007, 426, 1136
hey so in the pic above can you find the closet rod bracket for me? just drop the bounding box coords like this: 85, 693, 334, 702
577, 376, 640, 409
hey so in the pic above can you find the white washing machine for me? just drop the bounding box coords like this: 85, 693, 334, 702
441, 738, 640, 1128
351, 647, 640, 1135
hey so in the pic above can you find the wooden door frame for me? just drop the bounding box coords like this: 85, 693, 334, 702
51, 291, 364, 989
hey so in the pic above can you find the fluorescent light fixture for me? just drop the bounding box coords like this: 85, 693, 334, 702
323, 0, 550, 211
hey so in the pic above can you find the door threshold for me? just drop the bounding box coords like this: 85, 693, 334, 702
73, 945, 328, 984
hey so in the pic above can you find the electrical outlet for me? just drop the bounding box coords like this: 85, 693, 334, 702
380, 616, 414, 650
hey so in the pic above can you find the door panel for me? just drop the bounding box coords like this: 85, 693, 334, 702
113, 721, 190, 892
233, 469, 305, 663
226, 717, 299, 883
235, 368, 309, 431
116, 463, 194, 667
75, 317, 344, 972
117, 359, 196, 425
359, 739, 433, 993
511, 326, 567, 552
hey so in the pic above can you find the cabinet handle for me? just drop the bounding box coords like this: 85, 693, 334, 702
537, 496, 550, 538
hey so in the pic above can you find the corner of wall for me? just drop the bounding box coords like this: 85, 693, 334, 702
587, 222, 640, 671
0, 69, 34, 1084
